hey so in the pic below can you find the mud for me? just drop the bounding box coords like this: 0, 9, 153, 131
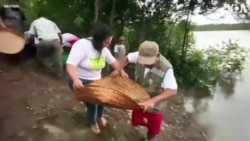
0, 57, 207, 141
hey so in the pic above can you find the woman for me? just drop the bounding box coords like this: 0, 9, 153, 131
66, 24, 125, 134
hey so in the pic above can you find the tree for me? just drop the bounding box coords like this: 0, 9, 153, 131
176, 0, 250, 19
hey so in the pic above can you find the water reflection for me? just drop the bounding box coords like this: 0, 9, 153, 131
185, 63, 250, 141
217, 76, 237, 99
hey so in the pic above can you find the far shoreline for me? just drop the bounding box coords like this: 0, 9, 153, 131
193, 23, 250, 31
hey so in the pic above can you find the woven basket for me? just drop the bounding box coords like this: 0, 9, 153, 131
74, 75, 150, 110
0, 28, 25, 54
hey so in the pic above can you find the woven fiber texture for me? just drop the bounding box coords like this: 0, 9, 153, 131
0, 28, 25, 54
74, 75, 150, 110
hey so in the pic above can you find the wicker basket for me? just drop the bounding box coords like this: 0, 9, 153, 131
0, 28, 25, 54
74, 75, 150, 110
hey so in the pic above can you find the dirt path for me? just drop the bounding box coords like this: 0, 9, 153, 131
0, 58, 207, 141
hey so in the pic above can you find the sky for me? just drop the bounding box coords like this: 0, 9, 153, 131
191, 9, 245, 25
141, 0, 250, 25
191, 0, 250, 25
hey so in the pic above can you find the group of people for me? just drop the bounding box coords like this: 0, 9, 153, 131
66, 24, 178, 140
24, 15, 81, 77
0, 5, 80, 77
23, 16, 128, 78
0, 6, 178, 141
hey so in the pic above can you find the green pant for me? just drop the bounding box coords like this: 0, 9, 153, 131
36, 39, 63, 77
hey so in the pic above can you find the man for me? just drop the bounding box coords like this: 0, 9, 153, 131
114, 36, 126, 60
28, 16, 63, 77
119, 40, 177, 140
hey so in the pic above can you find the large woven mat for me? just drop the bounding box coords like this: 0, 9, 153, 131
0, 28, 25, 54
74, 75, 150, 110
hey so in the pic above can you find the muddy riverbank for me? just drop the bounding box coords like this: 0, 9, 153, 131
0, 58, 207, 141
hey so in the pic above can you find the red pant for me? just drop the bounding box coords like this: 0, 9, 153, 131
131, 109, 164, 137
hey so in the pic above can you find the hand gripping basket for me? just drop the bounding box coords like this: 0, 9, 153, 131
0, 28, 25, 54
74, 75, 150, 110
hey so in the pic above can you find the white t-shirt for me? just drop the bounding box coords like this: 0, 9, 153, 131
29, 17, 61, 41
62, 33, 79, 47
127, 51, 178, 90
114, 44, 126, 53
66, 39, 116, 80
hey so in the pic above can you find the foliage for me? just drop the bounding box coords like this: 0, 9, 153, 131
175, 0, 250, 20
206, 40, 249, 80
168, 38, 249, 90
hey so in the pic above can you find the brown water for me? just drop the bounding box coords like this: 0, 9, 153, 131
186, 30, 250, 141
192, 63, 250, 141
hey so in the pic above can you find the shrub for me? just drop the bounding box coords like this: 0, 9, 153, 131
172, 39, 249, 90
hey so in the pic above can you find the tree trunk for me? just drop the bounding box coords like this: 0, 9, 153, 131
94, 0, 99, 24
102, 0, 118, 77
109, 0, 117, 27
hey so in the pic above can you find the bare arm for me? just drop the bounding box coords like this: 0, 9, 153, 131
150, 89, 177, 105
66, 64, 79, 82
151, 69, 177, 104
107, 49, 131, 77
110, 60, 120, 70
65, 40, 85, 89
109, 58, 129, 78
118, 56, 129, 70
139, 68, 178, 111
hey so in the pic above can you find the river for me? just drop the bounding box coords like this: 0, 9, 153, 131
186, 30, 250, 141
